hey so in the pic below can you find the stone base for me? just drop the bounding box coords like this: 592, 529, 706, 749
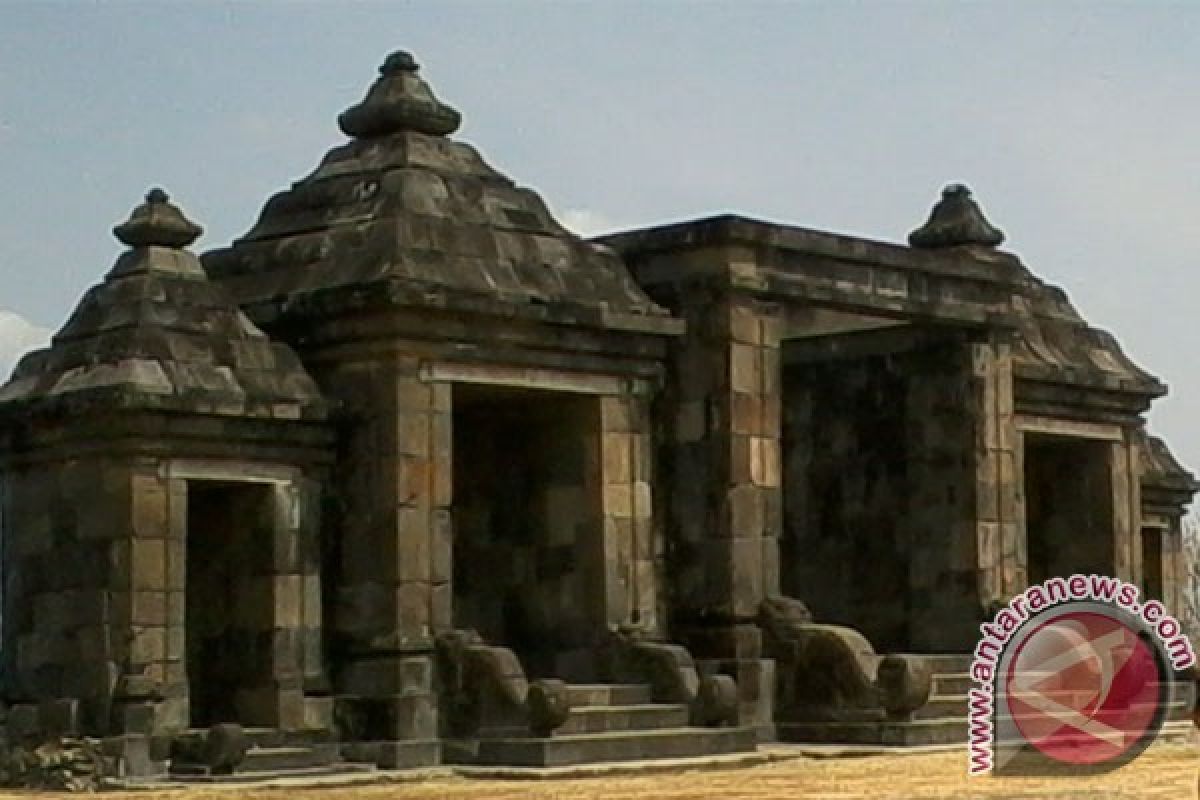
696, 657, 776, 741
102, 734, 170, 780
779, 719, 968, 747
341, 740, 442, 769
444, 727, 758, 768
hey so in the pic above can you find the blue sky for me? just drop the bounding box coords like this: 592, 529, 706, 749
1, 2, 1198, 474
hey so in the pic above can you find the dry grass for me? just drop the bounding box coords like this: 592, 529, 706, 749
0, 745, 1196, 800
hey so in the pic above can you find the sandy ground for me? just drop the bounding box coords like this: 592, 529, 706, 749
0, 744, 1197, 800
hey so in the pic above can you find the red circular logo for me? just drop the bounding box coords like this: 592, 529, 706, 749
1003, 611, 1165, 766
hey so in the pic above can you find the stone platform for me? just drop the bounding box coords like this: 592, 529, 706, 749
444, 682, 757, 768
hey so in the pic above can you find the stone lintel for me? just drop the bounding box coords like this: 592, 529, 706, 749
420, 362, 651, 396
1015, 414, 1124, 442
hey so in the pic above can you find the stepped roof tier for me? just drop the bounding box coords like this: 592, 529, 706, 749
0, 190, 326, 420
204, 51, 676, 335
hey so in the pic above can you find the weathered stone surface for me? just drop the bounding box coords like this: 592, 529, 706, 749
338, 50, 462, 138
204, 56, 675, 337
0, 45, 1194, 767
908, 183, 1004, 248
0, 191, 326, 421
203, 723, 249, 774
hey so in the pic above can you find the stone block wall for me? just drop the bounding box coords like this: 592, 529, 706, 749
2, 454, 326, 737
2, 458, 133, 733
322, 354, 447, 744
782, 332, 993, 651
782, 347, 912, 649
658, 290, 781, 731
666, 293, 782, 642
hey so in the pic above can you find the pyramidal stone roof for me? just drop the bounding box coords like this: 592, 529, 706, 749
905, 184, 1162, 397
0, 190, 326, 420
1137, 431, 1200, 495
1009, 272, 1165, 397
203, 51, 676, 333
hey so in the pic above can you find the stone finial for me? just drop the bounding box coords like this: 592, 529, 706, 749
337, 50, 462, 139
113, 188, 204, 249
908, 184, 1005, 249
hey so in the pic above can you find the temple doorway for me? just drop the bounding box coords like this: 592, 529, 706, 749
451, 384, 604, 679
185, 480, 277, 727
1023, 434, 1115, 585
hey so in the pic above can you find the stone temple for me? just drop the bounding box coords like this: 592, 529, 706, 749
0, 51, 1194, 779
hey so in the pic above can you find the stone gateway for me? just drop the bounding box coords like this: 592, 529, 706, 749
0, 51, 1193, 780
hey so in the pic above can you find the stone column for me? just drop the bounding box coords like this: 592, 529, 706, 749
120, 466, 183, 734
598, 392, 660, 636
1163, 525, 1186, 621
1111, 434, 1141, 584
972, 337, 1020, 606
668, 291, 781, 733
330, 354, 448, 748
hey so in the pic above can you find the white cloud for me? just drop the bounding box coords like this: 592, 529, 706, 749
558, 208, 621, 238
0, 311, 51, 381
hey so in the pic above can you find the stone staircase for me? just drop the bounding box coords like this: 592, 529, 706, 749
169, 727, 375, 782
444, 682, 757, 767
781, 653, 1196, 747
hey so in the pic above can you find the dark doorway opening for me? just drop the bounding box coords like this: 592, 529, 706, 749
1024, 435, 1115, 586
451, 384, 601, 679
780, 350, 912, 651
185, 480, 275, 727
1142, 527, 1164, 601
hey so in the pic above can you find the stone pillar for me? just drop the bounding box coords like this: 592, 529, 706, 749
330, 354, 448, 747
972, 337, 1020, 606
118, 467, 185, 733
1163, 525, 1186, 622
1111, 434, 1141, 584
598, 392, 661, 636
668, 291, 781, 733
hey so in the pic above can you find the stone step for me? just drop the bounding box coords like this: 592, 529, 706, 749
170, 763, 374, 784
780, 717, 968, 747
915, 694, 969, 720
566, 683, 653, 706
930, 673, 1195, 707
446, 726, 757, 767
992, 719, 1196, 748
932, 672, 973, 695
919, 653, 974, 674
241, 743, 340, 772
341, 740, 443, 769
919, 687, 1121, 721
172, 726, 333, 753
170, 742, 340, 777
558, 703, 690, 734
